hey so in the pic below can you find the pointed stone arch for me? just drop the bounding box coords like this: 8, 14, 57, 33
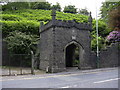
64, 41, 84, 69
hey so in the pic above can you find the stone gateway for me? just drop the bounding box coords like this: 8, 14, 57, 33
39, 10, 93, 73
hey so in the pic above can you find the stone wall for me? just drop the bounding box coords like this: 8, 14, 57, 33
99, 43, 119, 68
90, 51, 97, 68
90, 43, 119, 69
39, 28, 54, 71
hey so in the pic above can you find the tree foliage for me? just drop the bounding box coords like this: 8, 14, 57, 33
100, 1, 120, 21
32, 2, 51, 10
63, 5, 77, 14
4, 31, 39, 54
2, 2, 52, 10
2, 2, 30, 11
78, 8, 89, 16
51, 2, 61, 11
92, 20, 111, 37
91, 34, 105, 51
99, 1, 120, 47
91, 19, 111, 51
108, 6, 120, 29
106, 5, 120, 45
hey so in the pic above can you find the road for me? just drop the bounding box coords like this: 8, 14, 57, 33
1, 67, 119, 88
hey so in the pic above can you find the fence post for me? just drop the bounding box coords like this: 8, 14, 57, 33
20, 54, 23, 75
31, 51, 35, 75
8, 55, 11, 76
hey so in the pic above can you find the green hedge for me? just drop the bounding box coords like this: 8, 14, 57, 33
1, 20, 40, 37
2, 9, 52, 21
1, 9, 109, 37
2, 9, 88, 22
1, 14, 25, 21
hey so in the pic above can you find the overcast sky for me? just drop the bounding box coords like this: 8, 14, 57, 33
47, 0, 105, 19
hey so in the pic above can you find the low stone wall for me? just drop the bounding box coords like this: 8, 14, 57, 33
90, 42, 119, 69
99, 43, 119, 68
90, 51, 97, 68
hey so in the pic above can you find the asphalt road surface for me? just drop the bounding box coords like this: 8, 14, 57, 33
1, 67, 119, 88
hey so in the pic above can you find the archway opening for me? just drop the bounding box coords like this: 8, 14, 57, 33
65, 43, 79, 68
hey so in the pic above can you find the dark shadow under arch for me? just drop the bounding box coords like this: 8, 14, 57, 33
64, 41, 84, 69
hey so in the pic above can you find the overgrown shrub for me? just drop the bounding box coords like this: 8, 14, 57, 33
106, 30, 120, 43
4, 31, 39, 54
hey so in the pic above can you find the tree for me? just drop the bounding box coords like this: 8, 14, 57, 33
78, 8, 89, 16
100, 1, 120, 21
63, 5, 77, 14
51, 2, 61, 11
108, 6, 120, 30
4, 31, 39, 54
33, 2, 51, 10
28, 2, 37, 9
2, 2, 30, 11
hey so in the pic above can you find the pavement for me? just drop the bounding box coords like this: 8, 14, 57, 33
1, 67, 119, 89
0, 67, 46, 76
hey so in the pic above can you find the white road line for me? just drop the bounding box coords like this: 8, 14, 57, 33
94, 78, 120, 84
61, 86, 70, 88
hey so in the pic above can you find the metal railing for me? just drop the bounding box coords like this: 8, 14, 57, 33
2, 53, 36, 76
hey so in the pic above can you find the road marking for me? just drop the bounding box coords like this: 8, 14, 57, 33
61, 86, 70, 88
94, 78, 120, 84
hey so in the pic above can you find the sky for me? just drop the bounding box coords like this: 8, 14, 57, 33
47, 0, 105, 19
